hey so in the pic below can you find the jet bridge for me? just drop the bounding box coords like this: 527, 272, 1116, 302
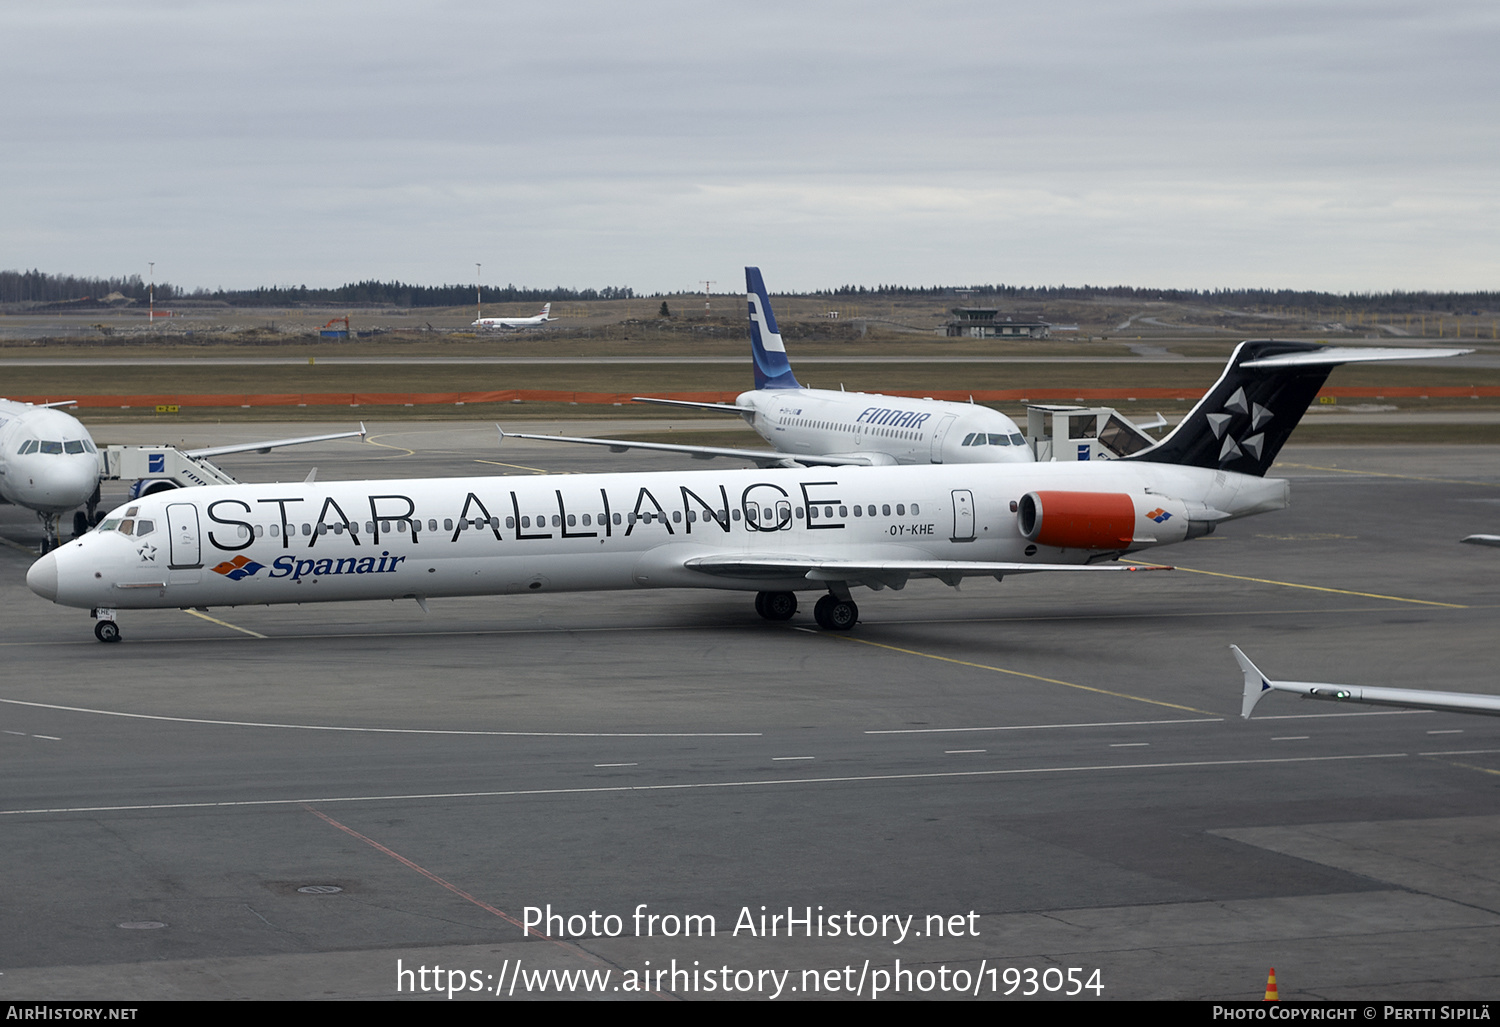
1026, 405, 1168, 462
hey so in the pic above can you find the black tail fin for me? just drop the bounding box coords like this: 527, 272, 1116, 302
1127, 340, 1466, 477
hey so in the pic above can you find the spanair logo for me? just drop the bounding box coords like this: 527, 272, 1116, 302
212, 555, 265, 580
1146, 508, 1172, 523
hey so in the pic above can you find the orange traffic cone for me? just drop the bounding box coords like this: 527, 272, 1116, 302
1264, 967, 1279, 1001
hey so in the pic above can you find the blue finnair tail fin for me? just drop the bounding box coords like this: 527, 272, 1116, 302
746, 267, 801, 390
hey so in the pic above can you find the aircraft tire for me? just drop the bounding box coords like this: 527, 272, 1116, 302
39, 538, 52, 555
94, 621, 121, 644
813, 594, 858, 631
73, 511, 89, 537
757, 591, 797, 621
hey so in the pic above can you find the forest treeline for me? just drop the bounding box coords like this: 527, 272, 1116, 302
2, 268, 1493, 313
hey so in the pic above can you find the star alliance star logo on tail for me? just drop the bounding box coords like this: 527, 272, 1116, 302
212, 555, 265, 581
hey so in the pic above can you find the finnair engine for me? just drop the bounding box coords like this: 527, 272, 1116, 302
1016, 491, 1197, 550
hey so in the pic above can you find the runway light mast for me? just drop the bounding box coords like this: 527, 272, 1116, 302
701, 280, 715, 317
148, 262, 155, 324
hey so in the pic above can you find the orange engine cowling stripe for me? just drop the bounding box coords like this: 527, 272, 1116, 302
1026, 491, 1136, 550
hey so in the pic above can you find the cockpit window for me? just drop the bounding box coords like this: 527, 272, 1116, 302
987, 434, 1011, 446
17, 440, 36, 454
98, 519, 121, 532
39, 441, 62, 454
64, 440, 86, 454
1010, 433, 1024, 446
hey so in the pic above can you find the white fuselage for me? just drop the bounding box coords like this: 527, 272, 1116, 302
0, 400, 103, 514
735, 388, 1032, 466
31, 460, 1286, 612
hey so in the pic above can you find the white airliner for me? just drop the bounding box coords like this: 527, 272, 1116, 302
473, 303, 553, 329
28, 339, 1468, 642
1233, 646, 1500, 718
0, 399, 104, 552
508, 268, 1036, 467
0, 397, 364, 552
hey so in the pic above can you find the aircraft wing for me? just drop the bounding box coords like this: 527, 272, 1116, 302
632, 397, 747, 414
1233, 645, 1500, 718
683, 554, 1170, 590
185, 426, 367, 460
500, 429, 883, 468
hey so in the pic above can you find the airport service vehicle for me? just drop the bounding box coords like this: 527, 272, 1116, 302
1233, 646, 1500, 718
473, 303, 554, 329
27, 340, 1467, 642
0, 395, 363, 553
507, 267, 1036, 468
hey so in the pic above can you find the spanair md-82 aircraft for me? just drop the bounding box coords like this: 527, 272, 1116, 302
28, 339, 1467, 642
506, 268, 1038, 468
473, 303, 553, 330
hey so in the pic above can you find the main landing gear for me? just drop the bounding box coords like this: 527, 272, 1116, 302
754, 590, 797, 621
813, 594, 859, 631
753, 590, 860, 631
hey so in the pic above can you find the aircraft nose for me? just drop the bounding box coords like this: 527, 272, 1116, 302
27, 551, 59, 601
35, 458, 100, 506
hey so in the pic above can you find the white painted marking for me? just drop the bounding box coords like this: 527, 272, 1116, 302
944, 749, 986, 754
1271, 736, 1310, 741
867, 718, 1222, 735
1109, 743, 1149, 747
1426, 730, 1463, 735
1418, 748, 1500, 756
0, 752, 1411, 818
773, 756, 815, 761
594, 763, 638, 768
32, 735, 60, 741
0, 698, 759, 738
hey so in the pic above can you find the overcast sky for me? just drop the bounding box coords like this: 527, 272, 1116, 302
4, 1, 1497, 294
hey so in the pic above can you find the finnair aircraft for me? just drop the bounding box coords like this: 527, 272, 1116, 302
507, 268, 1034, 468
473, 303, 553, 329
0, 397, 364, 553
29, 340, 1467, 642
0, 399, 104, 552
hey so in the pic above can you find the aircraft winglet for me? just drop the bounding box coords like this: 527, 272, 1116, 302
1231, 645, 1272, 718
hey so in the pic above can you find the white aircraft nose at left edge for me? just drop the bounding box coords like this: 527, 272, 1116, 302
0, 399, 103, 552
1, 398, 367, 554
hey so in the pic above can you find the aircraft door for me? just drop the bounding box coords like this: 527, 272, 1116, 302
950, 489, 975, 543
930, 414, 958, 463
166, 502, 203, 568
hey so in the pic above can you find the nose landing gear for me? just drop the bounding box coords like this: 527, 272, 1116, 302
91, 608, 121, 643
37, 512, 60, 554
